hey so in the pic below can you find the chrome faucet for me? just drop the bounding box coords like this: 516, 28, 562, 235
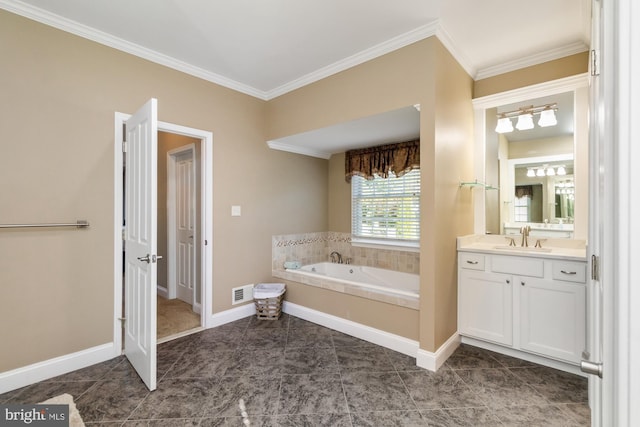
520, 225, 531, 247
330, 251, 342, 264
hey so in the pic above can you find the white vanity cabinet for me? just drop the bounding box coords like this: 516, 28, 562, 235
458, 250, 587, 366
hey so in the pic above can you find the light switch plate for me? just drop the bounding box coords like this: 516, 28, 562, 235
231, 205, 241, 216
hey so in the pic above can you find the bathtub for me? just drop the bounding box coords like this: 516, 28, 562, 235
287, 262, 419, 299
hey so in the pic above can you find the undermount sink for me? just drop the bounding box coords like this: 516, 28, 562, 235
493, 245, 553, 253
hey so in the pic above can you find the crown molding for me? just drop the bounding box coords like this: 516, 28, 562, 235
265, 21, 440, 100
434, 23, 476, 78
266, 140, 332, 159
474, 41, 589, 81
0, 0, 269, 100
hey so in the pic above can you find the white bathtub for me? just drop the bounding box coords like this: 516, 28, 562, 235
288, 262, 419, 299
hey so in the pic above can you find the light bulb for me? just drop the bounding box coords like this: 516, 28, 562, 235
526, 168, 535, 177
516, 113, 534, 130
557, 166, 567, 175
536, 168, 545, 177
546, 167, 555, 176
538, 108, 557, 127
495, 116, 514, 133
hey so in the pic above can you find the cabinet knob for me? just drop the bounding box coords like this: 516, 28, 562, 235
506, 279, 510, 284
521, 281, 525, 286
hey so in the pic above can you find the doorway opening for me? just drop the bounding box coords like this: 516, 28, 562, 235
157, 135, 201, 340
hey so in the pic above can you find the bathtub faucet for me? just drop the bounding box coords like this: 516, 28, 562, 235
330, 251, 343, 264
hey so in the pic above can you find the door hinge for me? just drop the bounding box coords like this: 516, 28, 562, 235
122, 141, 128, 153
591, 254, 600, 281
122, 228, 126, 241
118, 317, 126, 328
591, 49, 600, 76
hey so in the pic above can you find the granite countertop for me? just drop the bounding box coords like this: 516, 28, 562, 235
457, 234, 587, 261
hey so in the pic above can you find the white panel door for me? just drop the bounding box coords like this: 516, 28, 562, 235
124, 98, 158, 391
176, 152, 195, 305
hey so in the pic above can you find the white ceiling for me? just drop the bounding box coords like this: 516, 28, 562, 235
1, 0, 590, 157
2, 0, 590, 100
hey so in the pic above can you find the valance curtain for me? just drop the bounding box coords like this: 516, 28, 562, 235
345, 140, 420, 183
515, 185, 534, 198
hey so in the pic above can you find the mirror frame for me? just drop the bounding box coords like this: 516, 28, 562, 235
472, 74, 590, 238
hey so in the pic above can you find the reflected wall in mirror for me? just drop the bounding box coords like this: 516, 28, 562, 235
483, 90, 583, 239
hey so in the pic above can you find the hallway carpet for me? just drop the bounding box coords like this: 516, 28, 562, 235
0, 314, 590, 426
157, 295, 200, 339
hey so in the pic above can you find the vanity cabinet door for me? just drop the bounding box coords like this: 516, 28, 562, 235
519, 277, 586, 363
459, 269, 513, 346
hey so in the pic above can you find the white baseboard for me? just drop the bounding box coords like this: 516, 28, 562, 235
282, 301, 419, 357
157, 285, 168, 299
206, 302, 255, 328
0, 343, 119, 394
416, 332, 461, 372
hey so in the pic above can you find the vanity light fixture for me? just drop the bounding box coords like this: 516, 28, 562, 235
546, 166, 556, 176
538, 106, 558, 127
536, 167, 546, 177
527, 168, 535, 177
557, 165, 567, 175
495, 103, 558, 133
516, 113, 534, 131
495, 115, 514, 133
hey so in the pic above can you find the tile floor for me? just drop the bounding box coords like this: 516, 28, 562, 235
1, 314, 590, 426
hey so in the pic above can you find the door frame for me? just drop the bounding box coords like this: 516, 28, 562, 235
166, 143, 199, 311
114, 113, 213, 351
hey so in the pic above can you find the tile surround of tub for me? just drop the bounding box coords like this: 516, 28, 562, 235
272, 232, 419, 274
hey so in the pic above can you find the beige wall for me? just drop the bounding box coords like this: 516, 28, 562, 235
508, 135, 574, 159
0, 10, 327, 372
328, 153, 351, 233
268, 37, 475, 352
423, 41, 475, 349
473, 52, 589, 98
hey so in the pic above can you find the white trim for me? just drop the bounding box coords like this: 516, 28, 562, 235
266, 140, 332, 160
472, 73, 590, 108
416, 333, 461, 372
207, 303, 256, 328
475, 42, 589, 81
471, 74, 589, 235
156, 284, 169, 299
265, 21, 440, 100
114, 114, 214, 349
435, 23, 475, 78
282, 301, 419, 357
460, 336, 584, 377
0, 343, 118, 394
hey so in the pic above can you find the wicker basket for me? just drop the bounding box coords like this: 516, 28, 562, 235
253, 283, 286, 320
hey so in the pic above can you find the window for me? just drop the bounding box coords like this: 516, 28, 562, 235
351, 169, 420, 246
514, 195, 530, 222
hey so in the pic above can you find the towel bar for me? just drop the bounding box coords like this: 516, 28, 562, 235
0, 220, 89, 229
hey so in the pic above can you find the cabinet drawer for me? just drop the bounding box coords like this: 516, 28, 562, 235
552, 261, 587, 283
459, 253, 485, 270
491, 255, 544, 277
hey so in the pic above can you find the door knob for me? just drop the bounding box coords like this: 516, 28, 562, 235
137, 254, 150, 263
152, 254, 163, 263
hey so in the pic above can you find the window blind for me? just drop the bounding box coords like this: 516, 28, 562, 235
351, 169, 420, 241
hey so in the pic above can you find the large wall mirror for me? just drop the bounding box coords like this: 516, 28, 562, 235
472, 75, 589, 239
